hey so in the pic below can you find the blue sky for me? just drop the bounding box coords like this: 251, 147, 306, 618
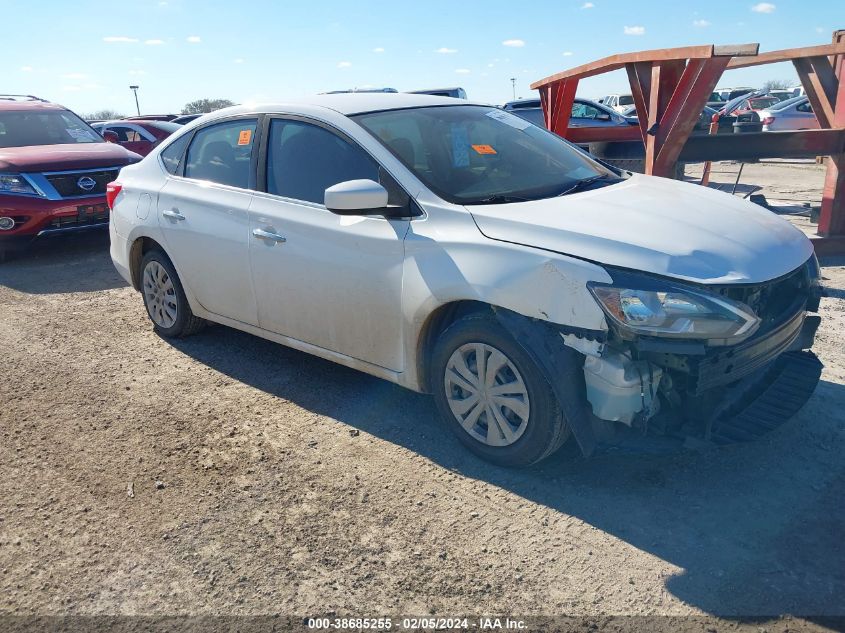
6, 0, 843, 115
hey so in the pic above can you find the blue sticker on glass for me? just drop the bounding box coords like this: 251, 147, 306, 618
451, 124, 470, 168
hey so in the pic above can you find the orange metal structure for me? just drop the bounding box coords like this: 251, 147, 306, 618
530, 32, 845, 253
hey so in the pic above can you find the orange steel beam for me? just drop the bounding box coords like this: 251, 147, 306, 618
534, 34, 845, 243
625, 62, 652, 140
793, 56, 838, 128
531, 44, 757, 89
727, 41, 845, 69
653, 57, 730, 176
818, 30, 845, 237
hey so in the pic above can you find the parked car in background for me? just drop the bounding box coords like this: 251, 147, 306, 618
706, 92, 726, 109
0, 95, 141, 261
767, 89, 794, 103
171, 114, 203, 125
601, 94, 635, 113
716, 87, 755, 101
728, 95, 781, 117
123, 114, 179, 122
620, 104, 740, 135
407, 87, 468, 99
91, 120, 180, 156
502, 98, 634, 131
109, 94, 822, 466
757, 96, 819, 132
791, 86, 807, 98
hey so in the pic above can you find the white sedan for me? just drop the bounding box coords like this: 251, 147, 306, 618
758, 96, 819, 132
108, 94, 821, 466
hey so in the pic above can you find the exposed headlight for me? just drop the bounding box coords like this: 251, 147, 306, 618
589, 275, 760, 342
0, 174, 39, 197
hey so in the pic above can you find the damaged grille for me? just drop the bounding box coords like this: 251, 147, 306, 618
711, 261, 813, 333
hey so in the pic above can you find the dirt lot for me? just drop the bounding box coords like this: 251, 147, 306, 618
1, 163, 844, 626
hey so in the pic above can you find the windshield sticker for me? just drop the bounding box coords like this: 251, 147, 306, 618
451, 124, 470, 167
67, 128, 96, 141
237, 129, 252, 145
471, 144, 497, 155
485, 109, 531, 130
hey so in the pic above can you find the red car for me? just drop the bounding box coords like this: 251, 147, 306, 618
91, 120, 180, 156
0, 95, 141, 260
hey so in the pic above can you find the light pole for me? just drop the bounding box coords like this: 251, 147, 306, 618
129, 85, 140, 116
510, 77, 516, 100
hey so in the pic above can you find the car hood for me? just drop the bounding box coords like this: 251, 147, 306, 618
0, 143, 141, 172
468, 174, 813, 284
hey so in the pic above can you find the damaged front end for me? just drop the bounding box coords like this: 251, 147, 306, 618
575, 256, 824, 451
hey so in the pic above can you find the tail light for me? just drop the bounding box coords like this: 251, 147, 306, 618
762, 116, 775, 126
106, 181, 122, 210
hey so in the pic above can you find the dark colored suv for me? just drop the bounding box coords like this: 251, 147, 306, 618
0, 95, 142, 260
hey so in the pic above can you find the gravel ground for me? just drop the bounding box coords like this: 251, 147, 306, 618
1, 194, 844, 626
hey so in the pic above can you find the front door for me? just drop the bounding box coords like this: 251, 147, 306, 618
248, 117, 408, 371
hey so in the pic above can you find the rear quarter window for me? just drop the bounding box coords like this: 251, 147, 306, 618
160, 133, 191, 175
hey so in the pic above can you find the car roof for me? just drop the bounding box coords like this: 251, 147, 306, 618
208, 93, 478, 118
502, 97, 595, 109
0, 99, 67, 112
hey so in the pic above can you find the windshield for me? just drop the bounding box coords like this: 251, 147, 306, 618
353, 105, 615, 205
0, 109, 102, 148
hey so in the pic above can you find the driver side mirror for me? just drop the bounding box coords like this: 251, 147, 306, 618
596, 113, 611, 121
324, 179, 388, 216
102, 130, 119, 144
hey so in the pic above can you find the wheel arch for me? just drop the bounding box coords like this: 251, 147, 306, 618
128, 235, 167, 291
415, 300, 498, 393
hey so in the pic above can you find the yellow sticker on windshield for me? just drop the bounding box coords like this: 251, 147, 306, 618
237, 130, 252, 145
471, 144, 497, 155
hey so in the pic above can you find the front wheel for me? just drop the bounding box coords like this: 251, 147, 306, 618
430, 312, 571, 467
140, 250, 205, 338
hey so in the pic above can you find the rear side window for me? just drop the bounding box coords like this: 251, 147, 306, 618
184, 119, 257, 189
160, 133, 190, 175
265, 119, 378, 204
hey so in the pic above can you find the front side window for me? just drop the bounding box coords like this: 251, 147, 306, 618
0, 109, 101, 148
265, 119, 379, 205
354, 105, 615, 205
184, 118, 257, 189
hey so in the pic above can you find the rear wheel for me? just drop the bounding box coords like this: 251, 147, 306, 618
140, 250, 205, 338
430, 312, 570, 467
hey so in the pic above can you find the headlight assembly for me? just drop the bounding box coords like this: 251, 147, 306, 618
588, 273, 760, 343
0, 173, 39, 197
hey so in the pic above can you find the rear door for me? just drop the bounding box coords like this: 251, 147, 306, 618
157, 116, 260, 325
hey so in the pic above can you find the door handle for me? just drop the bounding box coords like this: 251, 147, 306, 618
252, 228, 286, 243
162, 208, 185, 221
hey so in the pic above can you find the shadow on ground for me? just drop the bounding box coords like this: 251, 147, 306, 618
0, 231, 126, 294
168, 320, 845, 618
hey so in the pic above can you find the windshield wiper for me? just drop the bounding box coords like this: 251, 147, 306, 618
473, 194, 533, 204
555, 174, 619, 197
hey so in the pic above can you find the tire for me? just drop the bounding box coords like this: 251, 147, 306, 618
430, 312, 571, 467
139, 249, 205, 338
